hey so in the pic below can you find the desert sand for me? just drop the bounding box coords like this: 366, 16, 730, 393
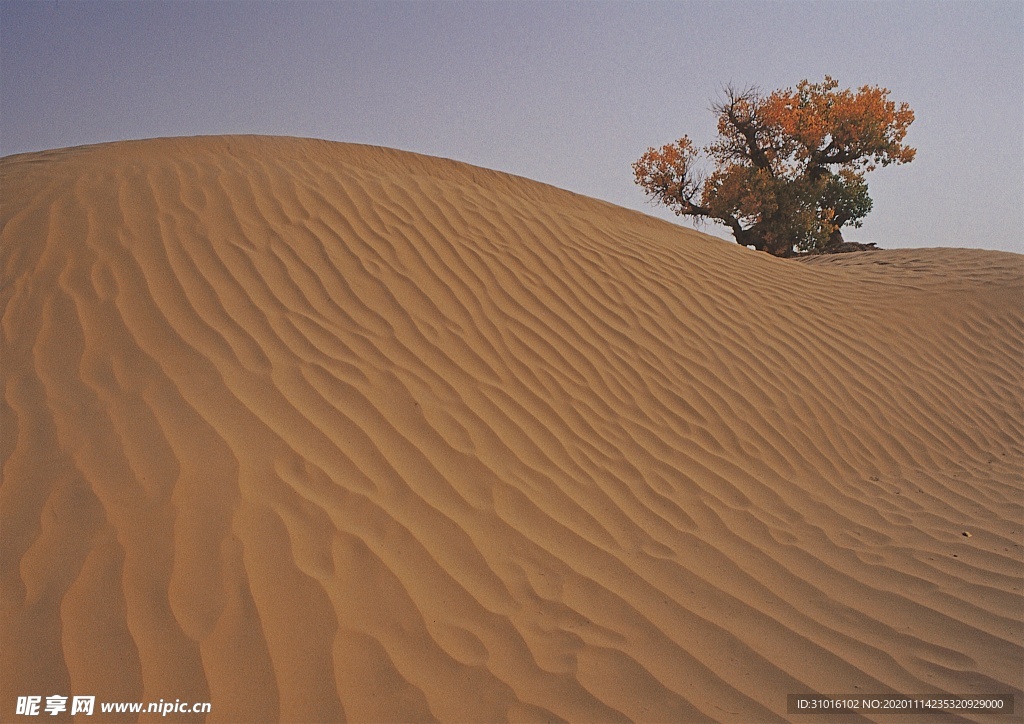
1, 135, 1021, 722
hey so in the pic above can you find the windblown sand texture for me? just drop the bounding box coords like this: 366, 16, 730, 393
2, 136, 1022, 722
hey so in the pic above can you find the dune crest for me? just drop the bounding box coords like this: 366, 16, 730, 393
2, 136, 1021, 722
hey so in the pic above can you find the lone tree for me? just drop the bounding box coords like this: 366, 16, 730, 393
633, 76, 915, 256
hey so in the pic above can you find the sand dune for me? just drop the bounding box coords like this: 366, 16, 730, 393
2, 135, 1021, 722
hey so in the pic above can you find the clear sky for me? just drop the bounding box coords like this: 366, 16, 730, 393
2, 1, 1021, 253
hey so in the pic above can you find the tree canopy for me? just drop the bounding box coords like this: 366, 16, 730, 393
633, 77, 915, 256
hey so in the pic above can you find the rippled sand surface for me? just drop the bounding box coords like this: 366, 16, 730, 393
2, 136, 1021, 722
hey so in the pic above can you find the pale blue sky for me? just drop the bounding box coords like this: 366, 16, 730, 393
2, 1, 1021, 252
